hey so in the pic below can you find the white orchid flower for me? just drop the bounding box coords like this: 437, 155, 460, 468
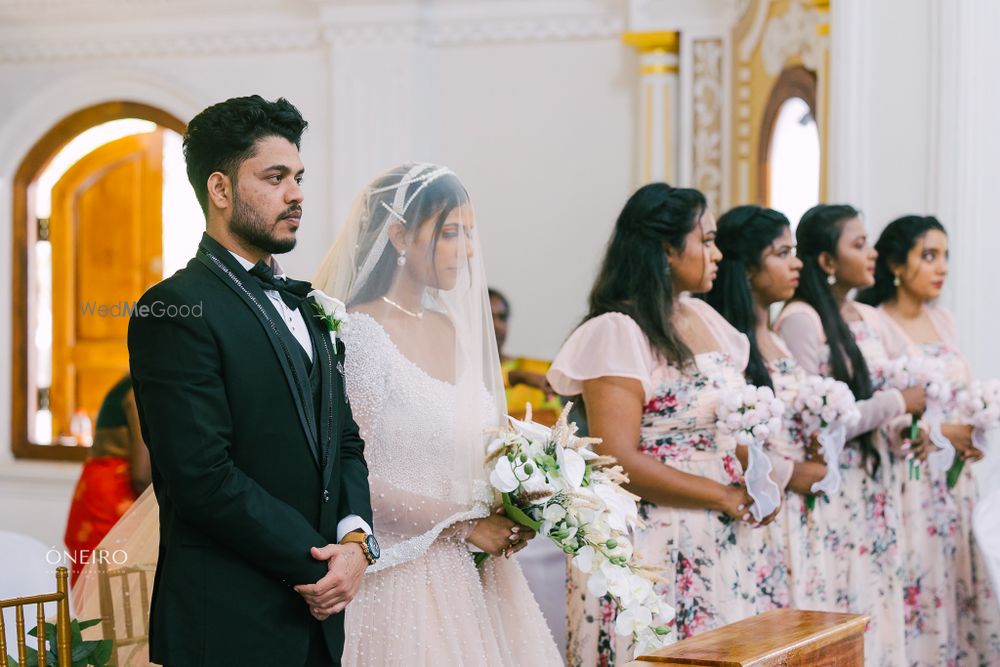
615, 604, 653, 637
489, 456, 520, 493
587, 565, 609, 597
573, 545, 596, 573
594, 484, 638, 533
557, 445, 587, 488
542, 503, 567, 524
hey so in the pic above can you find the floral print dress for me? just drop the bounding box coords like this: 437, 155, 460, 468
880, 305, 1000, 667
888, 337, 961, 666
777, 302, 907, 667
549, 302, 774, 667
764, 350, 835, 612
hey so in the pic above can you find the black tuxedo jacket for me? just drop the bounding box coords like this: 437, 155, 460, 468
127, 233, 372, 666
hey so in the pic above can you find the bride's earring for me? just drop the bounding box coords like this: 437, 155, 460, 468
893, 273, 901, 287
397, 250, 407, 267
827, 272, 837, 286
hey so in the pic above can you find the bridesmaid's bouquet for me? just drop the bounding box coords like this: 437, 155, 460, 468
715, 385, 784, 522
793, 376, 860, 509
486, 404, 674, 656
886, 356, 951, 479
948, 379, 1000, 488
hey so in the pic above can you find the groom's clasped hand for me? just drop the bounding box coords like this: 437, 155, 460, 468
296, 541, 369, 620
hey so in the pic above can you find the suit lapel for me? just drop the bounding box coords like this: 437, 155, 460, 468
302, 300, 339, 489
194, 235, 321, 469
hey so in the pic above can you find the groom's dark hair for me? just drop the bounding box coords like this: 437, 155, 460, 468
183, 95, 308, 214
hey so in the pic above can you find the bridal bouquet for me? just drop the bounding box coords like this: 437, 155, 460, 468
715, 385, 784, 522
948, 379, 1000, 488
793, 376, 860, 509
886, 356, 951, 479
486, 404, 674, 656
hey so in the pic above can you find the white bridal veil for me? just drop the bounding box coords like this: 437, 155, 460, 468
313, 162, 508, 570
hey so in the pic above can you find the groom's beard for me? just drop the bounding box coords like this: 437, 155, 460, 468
230, 189, 298, 255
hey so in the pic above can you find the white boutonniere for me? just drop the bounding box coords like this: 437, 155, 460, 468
308, 289, 350, 345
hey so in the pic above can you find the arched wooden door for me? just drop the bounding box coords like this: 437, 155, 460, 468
49, 130, 163, 441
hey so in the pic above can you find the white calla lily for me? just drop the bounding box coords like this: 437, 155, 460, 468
508, 416, 553, 443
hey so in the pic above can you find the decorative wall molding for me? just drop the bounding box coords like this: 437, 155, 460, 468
738, 0, 769, 62
0, 28, 324, 63
628, 0, 730, 32
428, 14, 623, 46
732, 0, 753, 23
731, 0, 828, 204
692, 37, 724, 214
0, 0, 625, 62
760, 0, 825, 76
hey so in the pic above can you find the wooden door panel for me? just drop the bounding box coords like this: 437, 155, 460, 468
50, 130, 162, 441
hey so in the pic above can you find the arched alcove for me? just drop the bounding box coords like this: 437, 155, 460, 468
757, 65, 820, 227
11, 102, 188, 461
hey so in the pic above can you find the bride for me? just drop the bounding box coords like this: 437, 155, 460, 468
313, 163, 560, 665
73, 163, 562, 666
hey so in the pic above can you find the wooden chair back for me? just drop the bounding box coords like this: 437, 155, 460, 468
0, 566, 71, 667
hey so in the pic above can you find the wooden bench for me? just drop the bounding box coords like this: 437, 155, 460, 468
625, 609, 869, 667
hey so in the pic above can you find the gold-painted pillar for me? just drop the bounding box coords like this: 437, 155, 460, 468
623, 31, 680, 185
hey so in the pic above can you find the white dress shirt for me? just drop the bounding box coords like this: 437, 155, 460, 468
229, 250, 371, 541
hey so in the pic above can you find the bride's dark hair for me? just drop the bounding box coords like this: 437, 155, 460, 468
350, 165, 468, 306
585, 182, 707, 365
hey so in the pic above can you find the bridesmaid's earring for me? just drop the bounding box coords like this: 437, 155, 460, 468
827, 272, 836, 286
397, 251, 407, 267
893, 274, 901, 287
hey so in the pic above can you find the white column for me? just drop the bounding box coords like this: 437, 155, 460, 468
317, 3, 430, 235
624, 31, 681, 186
930, 0, 1000, 379
827, 0, 871, 205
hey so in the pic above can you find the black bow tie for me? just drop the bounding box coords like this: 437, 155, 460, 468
248, 260, 312, 310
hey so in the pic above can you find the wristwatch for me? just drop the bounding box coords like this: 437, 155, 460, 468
340, 530, 380, 565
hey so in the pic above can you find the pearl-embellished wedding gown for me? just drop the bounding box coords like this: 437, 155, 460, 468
341, 313, 562, 666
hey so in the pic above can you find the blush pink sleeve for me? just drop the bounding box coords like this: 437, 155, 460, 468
548, 313, 656, 404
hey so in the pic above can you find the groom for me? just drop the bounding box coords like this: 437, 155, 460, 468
128, 96, 375, 666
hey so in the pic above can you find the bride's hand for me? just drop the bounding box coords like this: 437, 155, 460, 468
467, 508, 534, 558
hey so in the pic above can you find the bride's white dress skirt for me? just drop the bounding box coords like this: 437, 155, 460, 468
344, 537, 561, 666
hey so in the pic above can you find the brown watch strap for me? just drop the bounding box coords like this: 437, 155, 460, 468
340, 530, 373, 565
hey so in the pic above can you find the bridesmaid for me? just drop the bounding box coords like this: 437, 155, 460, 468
774, 204, 924, 667
549, 183, 778, 666
702, 206, 830, 611
858, 215, 1000, 665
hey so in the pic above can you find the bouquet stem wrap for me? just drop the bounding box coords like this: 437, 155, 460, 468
810, 423, 847, 496
716, 385, 784, 523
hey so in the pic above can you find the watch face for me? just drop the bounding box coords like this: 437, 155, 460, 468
366, 534, 380, 560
